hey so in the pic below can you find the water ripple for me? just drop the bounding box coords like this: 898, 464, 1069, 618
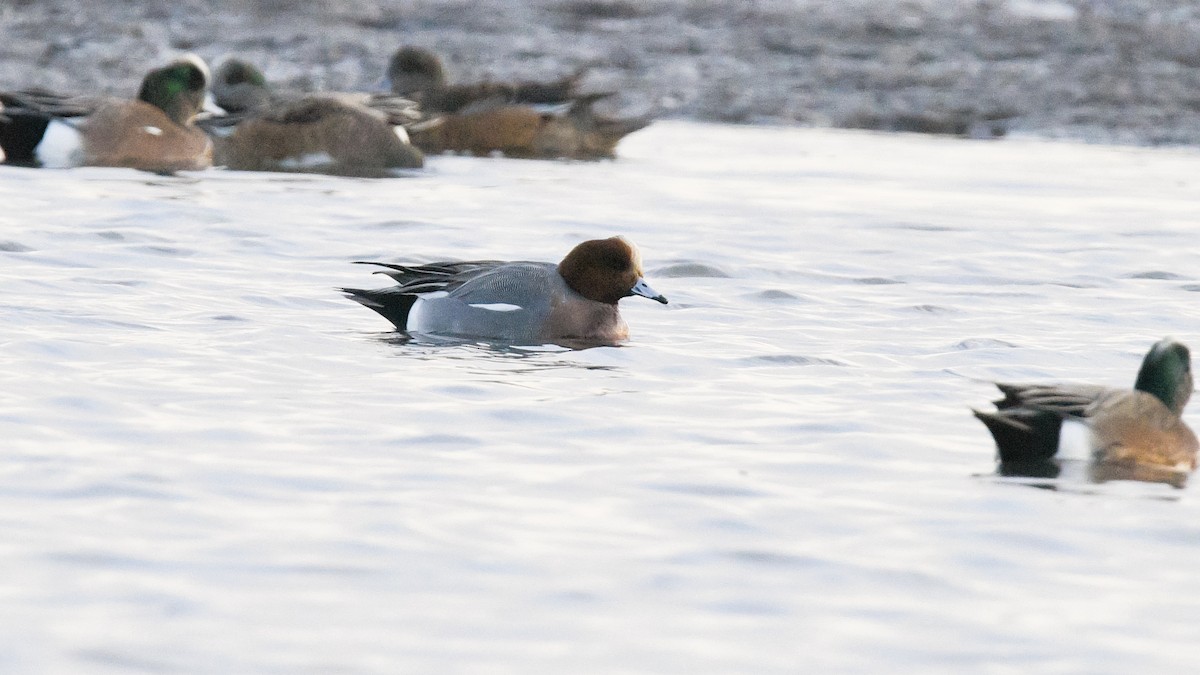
653, 262, 731, 278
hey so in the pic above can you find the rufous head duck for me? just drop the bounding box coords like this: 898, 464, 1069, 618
557, 236, 668, 305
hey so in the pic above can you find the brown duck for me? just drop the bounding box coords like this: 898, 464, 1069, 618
975, 338, 1198, 481
200, 58, 424, 176
385, 46, 650, 160
0, 55, 214, 172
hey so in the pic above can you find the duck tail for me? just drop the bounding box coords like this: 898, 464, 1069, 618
575, 114, 650, 158
972, 407, 1063, 464
0, 109, 51, 165
341, 286, 417, 331
0, 89, 89, 166
596, 114, 652, 139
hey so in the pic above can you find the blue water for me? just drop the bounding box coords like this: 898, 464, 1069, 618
3, 122, 1200, 673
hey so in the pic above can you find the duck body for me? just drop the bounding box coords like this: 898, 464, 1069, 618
352, 261, 626, 344
343, 236, 667, 346
407, 96, 650, 160
213, 95, 423, 175
77, 98, 212, 172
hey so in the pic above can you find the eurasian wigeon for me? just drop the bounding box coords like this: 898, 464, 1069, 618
385, 46, 650, 160
343, 236, 668, 345
0, 56, 214, 173
201, 58, 424, 176
975, 338, 1198, 482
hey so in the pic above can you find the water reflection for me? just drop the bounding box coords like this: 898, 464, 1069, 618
371, 330, 631, 355
995, 459, 1189, 491
368, 331, 623, 374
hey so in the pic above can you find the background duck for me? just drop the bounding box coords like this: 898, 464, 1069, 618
201, 57, 424, 177
385, 46, 651, 160
974, 338, 1198, 483
386, 45, 584, 115
0, 55, 213, 173
342, 236, 668, 346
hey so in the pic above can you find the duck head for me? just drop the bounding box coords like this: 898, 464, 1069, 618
558, 236, 668, 305
137, 54, 212, 126
212, 58, 270, 113
387, 46, 448, 97
1134, 338, 1193, 415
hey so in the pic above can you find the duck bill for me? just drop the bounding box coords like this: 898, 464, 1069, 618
630, 278, 668, 304
200, 92, 226, 117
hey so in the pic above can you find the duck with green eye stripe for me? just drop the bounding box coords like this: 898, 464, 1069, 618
975, 338, 1199, 483
0, 55, 214, 173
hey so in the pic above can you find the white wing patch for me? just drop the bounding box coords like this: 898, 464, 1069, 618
36, 119, 83, 168
1057, 418, 1094, 461
142, 125, 164, 136
469, 303, 522, 312
279, 152, 335, 169
201, 91, 226, 116
528, 102, 573, 117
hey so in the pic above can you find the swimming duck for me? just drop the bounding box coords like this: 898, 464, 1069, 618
385, 46, 650, 159
343, 236, 668, 345
974, 338, 1198, 476
201, 58, 423, 176
0, 55, 214, 172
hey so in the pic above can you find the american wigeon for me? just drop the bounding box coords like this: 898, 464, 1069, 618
202, 58, 423, 176
974, 338, 1198, 478
343, 236, 668, 345
0, 56, 213, 172
385, 46, 650, 160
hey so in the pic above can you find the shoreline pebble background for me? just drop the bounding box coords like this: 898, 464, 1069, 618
2, 0, 1200, 145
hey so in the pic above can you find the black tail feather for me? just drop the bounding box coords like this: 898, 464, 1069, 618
0, 109, 51, 165
341, 286, 417, 330
973, 407, 1063, 463
0, 88, 91, 166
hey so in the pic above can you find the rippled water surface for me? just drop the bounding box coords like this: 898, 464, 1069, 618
4, 122, 1200, 673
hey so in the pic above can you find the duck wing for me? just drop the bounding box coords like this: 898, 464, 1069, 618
355, 260, 503, 292
991, 383, 1113, 417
